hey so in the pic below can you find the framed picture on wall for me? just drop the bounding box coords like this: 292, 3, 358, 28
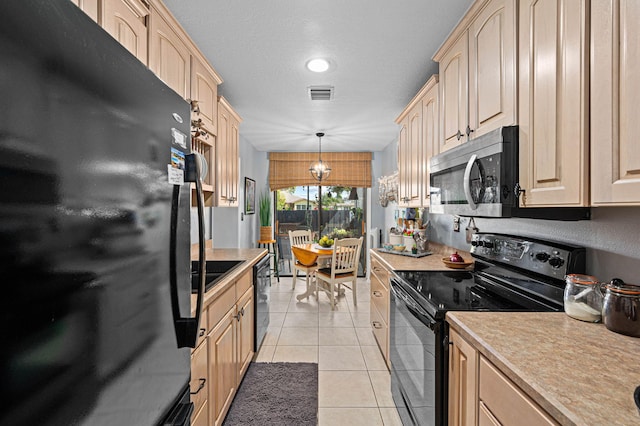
244, 177, 256, 214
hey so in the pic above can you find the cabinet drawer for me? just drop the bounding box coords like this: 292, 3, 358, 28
236, 270, 252, 298
190, 342, 208, 416
208, 284, 236, 330
370, 304, 388, 366
371, 257, 389, 285
370, 273, 389, 325
479, 356, 558, 425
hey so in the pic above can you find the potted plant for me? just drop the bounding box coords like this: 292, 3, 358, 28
258, 190, 272, 241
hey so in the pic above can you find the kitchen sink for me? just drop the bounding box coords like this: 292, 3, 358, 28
190, 260, 245, 293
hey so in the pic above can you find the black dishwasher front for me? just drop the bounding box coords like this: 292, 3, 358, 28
253, 255, 271, 351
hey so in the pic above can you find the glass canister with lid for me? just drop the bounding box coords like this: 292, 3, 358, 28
563, 274, 603, 322
602, 279, 640, 337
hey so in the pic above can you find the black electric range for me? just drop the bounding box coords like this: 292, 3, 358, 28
389, 233, 586, 426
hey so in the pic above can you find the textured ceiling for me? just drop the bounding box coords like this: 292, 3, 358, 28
163, 0, 474, 153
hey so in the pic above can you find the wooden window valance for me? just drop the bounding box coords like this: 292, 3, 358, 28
268, 152, 372, 190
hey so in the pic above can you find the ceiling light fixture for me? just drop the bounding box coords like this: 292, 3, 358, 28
309, 132, 331, 182
306, 58, 330, 73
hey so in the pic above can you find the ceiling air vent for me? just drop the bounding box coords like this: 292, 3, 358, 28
308, 85, 334, 101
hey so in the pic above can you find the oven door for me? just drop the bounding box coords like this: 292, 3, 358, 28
389, 278, 446, 426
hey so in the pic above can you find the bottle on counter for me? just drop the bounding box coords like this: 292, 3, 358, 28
564, 274, 603, 322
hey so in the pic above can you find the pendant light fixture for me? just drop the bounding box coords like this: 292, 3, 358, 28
309, 132, 331, 182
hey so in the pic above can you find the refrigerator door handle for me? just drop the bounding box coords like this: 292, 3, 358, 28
170, 153, 205, 348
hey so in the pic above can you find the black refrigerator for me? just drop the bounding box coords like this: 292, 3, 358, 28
0, 1, 207, 425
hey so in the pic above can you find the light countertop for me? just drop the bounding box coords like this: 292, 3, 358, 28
370, 242, 473, 272
447, 311, 640, 425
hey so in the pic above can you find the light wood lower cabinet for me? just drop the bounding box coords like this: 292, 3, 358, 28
448, 327, 558, 426
209, 305, 237, 426
370, 255, 390, 369
448, 328, 478, 426
190, 269, 255, 426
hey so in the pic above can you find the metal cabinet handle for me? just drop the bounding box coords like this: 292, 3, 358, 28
466, 125, 474, 137
372, 321, 383, 329
372, 290, 383, 297
456, 130, 463, 141
190, 378, 206, 395
199, 328, 206, 337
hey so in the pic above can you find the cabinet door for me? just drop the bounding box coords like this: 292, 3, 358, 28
468, 0, 516, 138
228, 116, 240, 206
422, 82, 439, 206
397, 120, 410, 207
518, 0, 589, 207
208, 307, 237, 426
449, 328, 478, 426
591, 0, 640, 205
70, 0, 99, 23
191, 57, 219, 136
149, 7, 191, 99
237, 286, 254, 380
103, 0, 149, 65
440, 33, 468, 152
406, 103, 422, 206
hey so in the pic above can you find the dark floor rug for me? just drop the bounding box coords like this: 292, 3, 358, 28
222, 362, 318, 426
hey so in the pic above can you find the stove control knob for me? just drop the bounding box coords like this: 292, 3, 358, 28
482, 240, 494, 249
535, 252, 550, 262
549, 257, 564, 268
471, 240, 479, 247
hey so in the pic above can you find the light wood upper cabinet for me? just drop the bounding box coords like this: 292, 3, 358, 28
518, 0, 589, 207
397, 103, 422, 206
102, 0, 149, 65
396, 75, 439, 208
468, 0, 516, 139
216, 97, 242, 207
434, 0, 515, 153
148, 3, 191, 99
422, 81, 439, 207
71, 0, 99, 23
591, 0, 640, 205
439, 33, 468, 152
191, 57, 222, 137
449, 327, 478, 426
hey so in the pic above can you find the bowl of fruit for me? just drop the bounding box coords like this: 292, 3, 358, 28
316, 235, 335, 249
392, 245, 406, 252
442, 251, 473, 269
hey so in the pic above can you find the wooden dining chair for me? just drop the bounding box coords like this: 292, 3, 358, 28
315, 237, 363, 310
288, 229, 318, 294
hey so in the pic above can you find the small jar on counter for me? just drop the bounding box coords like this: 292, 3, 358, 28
602, 280, 640, 337
564, 274, 603, 322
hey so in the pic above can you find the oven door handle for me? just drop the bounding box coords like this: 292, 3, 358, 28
390, 280, 430, 319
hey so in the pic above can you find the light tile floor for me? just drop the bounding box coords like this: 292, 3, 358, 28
255, 275, 403, 426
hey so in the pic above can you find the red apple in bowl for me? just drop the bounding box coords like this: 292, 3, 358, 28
449, 252, 464, 263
